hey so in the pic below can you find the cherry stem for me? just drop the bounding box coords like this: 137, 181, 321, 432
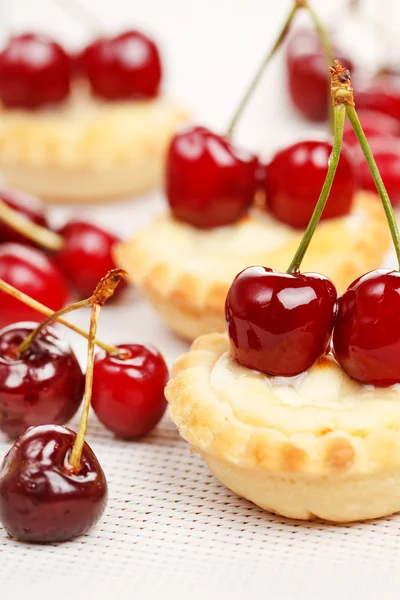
0, 277, 120, 355
69, 303, 100, 473
0, 199, 64, 251
226, 0, 334, 136
54, 0, 103, 32
69, 269, 125, 472
346, 105, 400, 268
287, 93, 346, 273
16, 298, 92, 356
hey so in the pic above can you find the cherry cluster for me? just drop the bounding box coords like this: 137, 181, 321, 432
0, 270, 169, 543
0, 30, 162, 109
0, 188, 124, 328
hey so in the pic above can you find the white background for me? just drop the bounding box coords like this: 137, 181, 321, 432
1, 1, 400, 599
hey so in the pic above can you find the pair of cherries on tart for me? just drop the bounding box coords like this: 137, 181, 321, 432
0, 187, 125, 327
0, 270, 169, 543
0, 30, 161, 109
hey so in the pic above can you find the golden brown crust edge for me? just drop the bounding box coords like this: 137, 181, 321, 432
165, 333, 400, 477
115, 191, 391, 339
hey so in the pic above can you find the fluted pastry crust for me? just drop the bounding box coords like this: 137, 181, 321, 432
0, 87, 187, 202
166, 333, 400, 522
116, 191, 390, 340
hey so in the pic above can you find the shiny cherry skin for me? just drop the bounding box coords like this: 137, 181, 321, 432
0, 425, 107, 543
286, 29, 353, 121
356, 87, 400, 122
81, 30, 162, 100
0, 322, 84, 438
0, 33, 71, 109
333, 270, 400, 386
343, 109, 400, 147
0, 188, 49, 246
264, 139, 356, 228
353, 137, 400, 205
225, 267, 337, 377
92, 344, 168, 439
0, 243, 68, 328
166, 126, 258, 229
55, 220, 124, 300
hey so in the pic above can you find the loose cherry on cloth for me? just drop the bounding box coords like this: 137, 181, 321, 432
0, 33, 71, 109
166, 126, 258, 229
92, 344, 168, 439
264, 138, 356, 228
0, 243, 68, 328
0, 322, 84, 438
286, 28, 352, 121
0, 189, 49, 246
226, 268, 337, 376
226, 62, 350, 377
55, 220, 124, 299
0, 269, 126, 543
81, 30, 162, 100
333, 270, 400, 386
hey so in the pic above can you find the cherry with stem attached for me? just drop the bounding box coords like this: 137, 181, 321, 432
0, 269, 125, 543
226, 62, 347, 376
330, 64, 400, 386
167, 0, 334, 230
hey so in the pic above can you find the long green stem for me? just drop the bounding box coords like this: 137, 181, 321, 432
0, 278, 119, 355
17, 298, 92, 356
226, 3, 299, 135
346, 105, 400, 268
287, 103, 346, 273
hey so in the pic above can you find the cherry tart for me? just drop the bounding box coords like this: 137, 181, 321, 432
116, 191, 389, 341
0, 32, 187, 203
166, 332, 400, 522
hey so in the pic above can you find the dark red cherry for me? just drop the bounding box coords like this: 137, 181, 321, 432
0, 323, 84, 438
225, 266, 337, 377
0, 425, 107, 542
343, 109, 400, 147
286, 29, 353, 121
0, 188, 49, 246
166, 126, 258, 229
0, 243, 68, 328
264, 139, 356, 228
55, 220, 125, 300
333, 269, 400, 386
356, 87, 400, 122
81, 30, 162, 101
92, 344, 168, 439
353, 136, 400, 205
0, 33, 71, 109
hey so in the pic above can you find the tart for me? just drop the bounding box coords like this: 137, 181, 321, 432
115, 190, 390, 341
166, 332, 400, 522
0, 85, 186, 203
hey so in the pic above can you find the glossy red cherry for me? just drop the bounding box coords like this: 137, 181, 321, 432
0, 425, 107, 542
264, 139, 356, 228
343, 109, 400, 147
353, 137, 400, 205
166, 126, 258, 229
333, 269, 400, 386
0, 188, 49, 246
0, 33, 71, 109
92, 344, 168, 439
356, 87, 400, 122
0, 243, 68, 328
55, 220, 124, 300
0, 322, 84, 438
225, 267, 337, 377
286, 29, 353, 121
81, 30, 162, 100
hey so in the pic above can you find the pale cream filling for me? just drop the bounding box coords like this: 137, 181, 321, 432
209, 351, 400, 435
